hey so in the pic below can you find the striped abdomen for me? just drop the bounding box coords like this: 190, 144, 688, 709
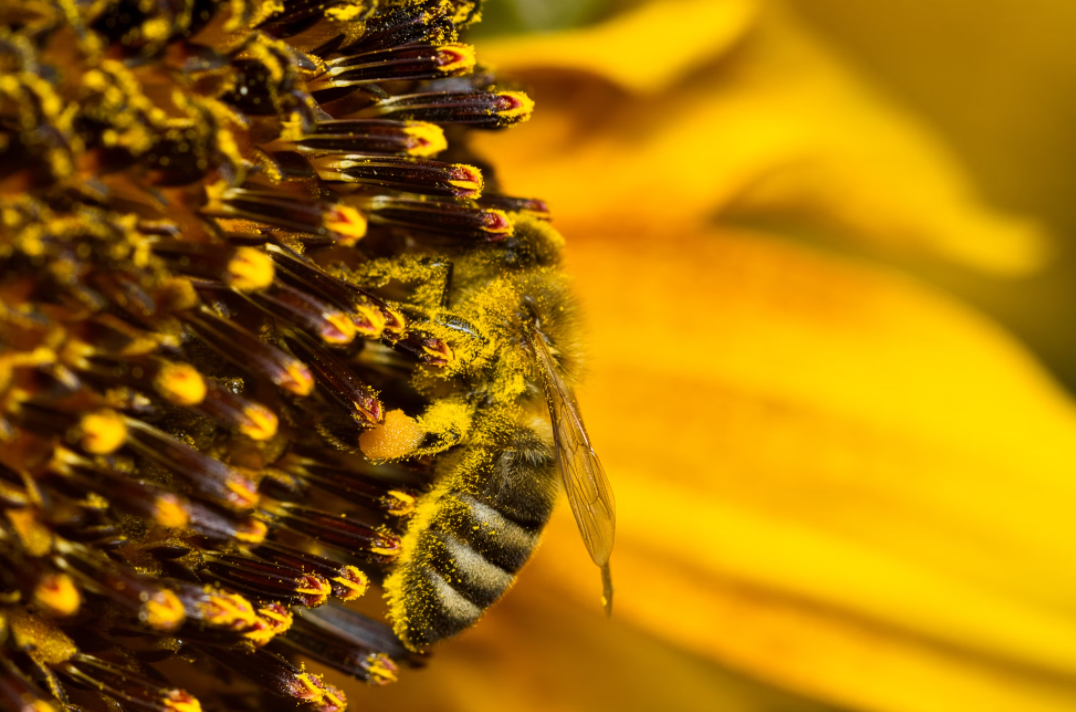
385, 424, 558, 651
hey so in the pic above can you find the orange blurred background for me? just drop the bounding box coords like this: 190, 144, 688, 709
344, 2, 1076, 711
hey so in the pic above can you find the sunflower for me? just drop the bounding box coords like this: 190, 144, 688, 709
5, 0, 1076, 712
0, 0, 618, 710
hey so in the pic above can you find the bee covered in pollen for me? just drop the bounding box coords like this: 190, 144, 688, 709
376, 216, 618, 650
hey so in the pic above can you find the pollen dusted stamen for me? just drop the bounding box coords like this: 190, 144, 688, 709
267, 119, 448, 157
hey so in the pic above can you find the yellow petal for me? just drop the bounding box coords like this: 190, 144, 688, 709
345, 558, 841, 712
475, 1, 1047, 275
526, 223, 1076, 712
478, 0, 757, 94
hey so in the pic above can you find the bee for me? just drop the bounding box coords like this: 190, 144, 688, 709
379, 216, 617, 651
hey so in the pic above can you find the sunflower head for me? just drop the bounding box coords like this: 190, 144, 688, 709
0, 0, 594, 709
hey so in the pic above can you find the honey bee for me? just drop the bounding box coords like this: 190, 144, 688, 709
378, 216, 617, 651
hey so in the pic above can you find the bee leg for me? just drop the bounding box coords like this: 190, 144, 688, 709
409, 256, 454, 308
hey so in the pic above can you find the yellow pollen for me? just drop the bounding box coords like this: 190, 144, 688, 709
10, 611, 76, 665
325, 3, 364, 21
496, 91, 535, 121
380, 306, 407, 337
359, 409, 424, 461
33, 573, 80, 617
437, 44, 476, 73
155, 362, 207, 405
321, 685, 347, 711
422, 340, 455, 365
403, 122, 447, 157
235, 519, 268, 544
140, 17, 170, 41
325, 205, 367, 243
333, 567, 369, 601
282, 362, 315, 396
370, 543, 399, 557
225, 247, 275, 291
259, 605, 293, 627
153, 494, 190, 528
324, 311, 357, 344
201, 591, 257, 629
352, 304, 387, 338
365, 654, 398, 685
244, 605, 292, 646
225, 476, 260, 509
296, 575, 332, 599
79, 409, 127, 454
239, 403, 278, 440
485, 209, 514, 235
143, 590, 185, 631
385, 490, 416, 517
163, 693, 202, 712
7, 509, 51, 557
294, 672, 326, 703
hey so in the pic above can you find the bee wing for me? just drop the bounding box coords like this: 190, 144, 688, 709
532, 336, 616, 568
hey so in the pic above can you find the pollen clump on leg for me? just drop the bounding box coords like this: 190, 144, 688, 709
360, 409, 426, 461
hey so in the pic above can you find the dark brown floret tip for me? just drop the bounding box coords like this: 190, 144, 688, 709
0, 0, 559, 709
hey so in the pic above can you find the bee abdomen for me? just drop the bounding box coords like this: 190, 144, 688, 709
385, 424, 558, 651
446, 494, 544, 574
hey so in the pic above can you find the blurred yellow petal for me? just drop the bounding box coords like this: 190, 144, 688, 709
349, 578, 840, 712
476, 1, 1047, 275
527, 223, 1076, 712
479, 0, 757, 93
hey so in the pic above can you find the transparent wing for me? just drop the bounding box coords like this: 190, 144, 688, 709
532, 335, 616, 570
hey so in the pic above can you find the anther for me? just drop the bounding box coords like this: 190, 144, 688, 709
194, 378, 279, 441
478, 193, 552, 219
47, 450, 192, 528
260, 503, 401, 564
280, 616, 400, 685
199, 551, 332, 608
31, 573, 80, 618
348, 1, 457, 53
57, 654, 201, 712
283, 331, 383, 426
279, 455, 417, 515
183, 309, 315, 396
53, 542, 186, 632
73, 354, 208, 406
366, 90, 534, 128
245, 602, 294, 647
197, 647, 327, 704
152, 240, 274, 291
302, 602, 412, 662
169, 578, 258, 630
311, 682, 348, 712
265, 244, 390, 338
124, 418, 259, 511
186, 499, 268, 545
394, 330, 455, 366
14, 404, 127, 455
309, 44, 475, 90
358, 196, 513, 241
269, 119, 447, 157
310, 155, 483, 199
250, 539, 370, 601
242, 281, 357, 345
203, 186, 367, 244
